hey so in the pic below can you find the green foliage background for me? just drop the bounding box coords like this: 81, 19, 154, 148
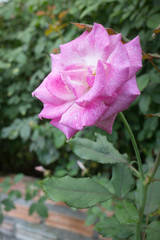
0, 0, 160, 175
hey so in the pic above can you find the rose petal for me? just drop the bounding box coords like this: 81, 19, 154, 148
105, 41, 130, 95
76, 60, 117, 107
60, 30, 89, 67
61, 69, 88, 99
107, 33, 122, 58
32, 54, 68, 105
95, 114, 117, 134
124, 36, 142, 78
83, 23, 110, 65
76, 42, 130, 107
60, 23, 110, 67
50, 54, 62, 72
46, 73, 75, 102
99, 76, 140, 121
39, 101, 74, 119
50, 118, 78, 139
60, 100, 108, 130
32, 74, 65, 105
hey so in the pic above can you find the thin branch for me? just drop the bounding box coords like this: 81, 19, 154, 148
149, 59, 160, 73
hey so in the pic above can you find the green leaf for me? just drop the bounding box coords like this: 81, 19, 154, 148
37, 140, 59, 165
16, 52, 27, 65
0, 60, 10, 69
85, 213, 97, 226
54, 169, 67, 177
80, 1, 104, 19
2, 199, 16, 211
0, 177, 11, 193
43, 176, 112, 208
53, 128, 66, 149
137, 74, 149, 91
147, 14, 160, 29
146, 221, 160, 240
115, 200, 139, 224
36, 203, 48, 218
0, 209, 3, 224
8, 190, 22, 199
20, 124, 31, 141
38, 196, 47, 203
139, 95, 151, 114
34, 36, 46, 56
25, 188, 38, 201
85, 206, 104, 226
110, 164, 134, 198
29, 203, 37, 215
95, 216, 134, 239
13, 173, 24, 184
70, 133, 127, 164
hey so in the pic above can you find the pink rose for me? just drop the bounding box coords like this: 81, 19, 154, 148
32, 23, 142, 139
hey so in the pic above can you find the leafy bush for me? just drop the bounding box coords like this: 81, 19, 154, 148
0, 1, 160, 238
0, 0, 160, 174
0, 174, 23, 223
0, 174, 49, 223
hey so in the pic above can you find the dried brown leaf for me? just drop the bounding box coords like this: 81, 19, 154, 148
45, 24, 54, 36
58, 10, 69, 21
52, 48, 60, 54
71, 22, 129, 43
145, 113, 160, 118
142, 52, 160, 60
153, 24, 160, 35
71, 23, 93, 32
36, 11, 46, 16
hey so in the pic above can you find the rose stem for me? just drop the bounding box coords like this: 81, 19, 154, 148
119, 112, 144, 179
119, 112, 160, 239
119, 112, 145, 240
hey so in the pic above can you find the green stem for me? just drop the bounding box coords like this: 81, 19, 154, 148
119, 112, 144, 180
119, 112, 160, 240
135, 184, 148, 240
136, 148, 160, 239
119, 112, 145, 240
